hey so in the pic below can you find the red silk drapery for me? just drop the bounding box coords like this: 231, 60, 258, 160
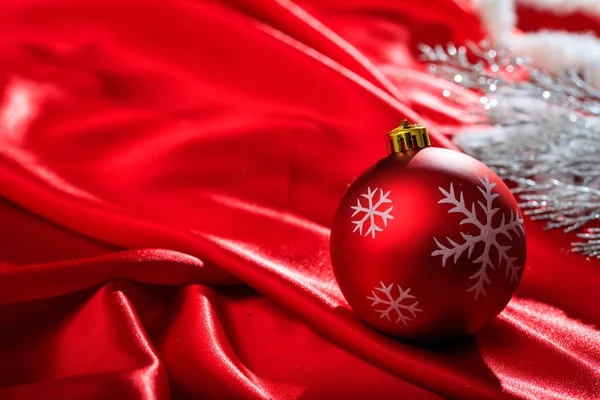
0, 1, 599, 398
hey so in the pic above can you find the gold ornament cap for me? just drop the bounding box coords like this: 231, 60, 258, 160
386, 120, 431, 154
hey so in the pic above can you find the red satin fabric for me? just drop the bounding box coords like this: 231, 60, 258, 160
0, 1, 598, 399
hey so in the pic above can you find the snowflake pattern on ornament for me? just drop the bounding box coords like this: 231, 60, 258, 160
351, 187, 394, 239
432, 175, 524, 300
367, 282, 422, 325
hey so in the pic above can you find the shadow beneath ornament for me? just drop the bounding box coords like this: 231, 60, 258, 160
397, 329, 503, 380
398, 329, 507, 395
330, 306, 505, 398
398, 334, 476, 351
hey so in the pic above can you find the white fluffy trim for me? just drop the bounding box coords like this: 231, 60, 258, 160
472, 0, 516, 45
473, 0, 600, 85
517, 0, 600, 17
507, 30, 600, 85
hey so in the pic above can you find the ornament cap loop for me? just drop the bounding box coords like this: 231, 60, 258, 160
387, 120, 431, 154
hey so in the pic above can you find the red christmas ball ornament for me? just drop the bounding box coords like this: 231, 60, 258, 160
330, 121, 526, 340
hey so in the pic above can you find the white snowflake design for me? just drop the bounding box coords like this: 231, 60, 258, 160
351, 187, 394, 239
367, 282, 422, 325
432, 175, 524, 300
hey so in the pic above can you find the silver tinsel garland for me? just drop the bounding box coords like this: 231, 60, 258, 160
420, 40, 600, 258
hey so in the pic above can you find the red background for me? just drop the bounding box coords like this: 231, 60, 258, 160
0, 0, 598, 399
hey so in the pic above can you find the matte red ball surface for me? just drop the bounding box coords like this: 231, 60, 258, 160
330, 147, 527, 340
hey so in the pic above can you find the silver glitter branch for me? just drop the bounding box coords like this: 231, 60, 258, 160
574, 228, 600, 257
420, 40, 600, 258
419, 41, 600, 117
